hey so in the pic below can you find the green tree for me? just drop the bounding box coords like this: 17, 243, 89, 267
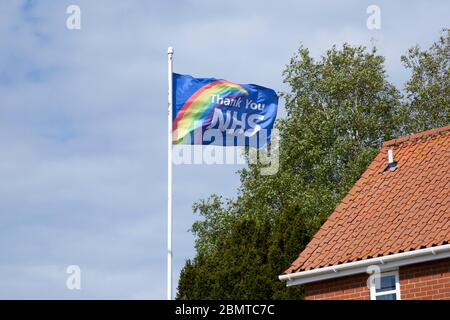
401, 28, 450, 133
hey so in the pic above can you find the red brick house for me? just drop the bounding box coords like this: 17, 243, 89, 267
279, 125, 450, 300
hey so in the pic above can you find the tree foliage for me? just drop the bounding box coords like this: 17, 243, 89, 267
176, 31, 449, 300
401, 28, 450, 132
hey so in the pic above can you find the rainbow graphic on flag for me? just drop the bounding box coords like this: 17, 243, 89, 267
173, 80, 248, 143
172, 73, 278, 147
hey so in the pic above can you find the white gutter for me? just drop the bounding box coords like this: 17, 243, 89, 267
279, 244, 450, 287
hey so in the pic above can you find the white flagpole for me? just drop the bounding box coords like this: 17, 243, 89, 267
167, 46, 174, 300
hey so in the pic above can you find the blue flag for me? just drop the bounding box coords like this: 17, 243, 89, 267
172, 73, 278, 148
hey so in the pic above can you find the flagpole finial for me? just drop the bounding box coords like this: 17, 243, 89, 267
168, 46, 174, 54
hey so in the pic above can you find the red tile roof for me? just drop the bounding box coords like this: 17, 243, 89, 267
285, 125, 450, 274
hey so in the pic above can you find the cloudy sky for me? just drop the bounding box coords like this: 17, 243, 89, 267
0, 0, 448, 299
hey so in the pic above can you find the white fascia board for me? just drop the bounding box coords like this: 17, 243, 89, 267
279, 244, 450, 287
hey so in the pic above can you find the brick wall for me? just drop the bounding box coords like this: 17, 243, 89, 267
400, 258, 450, 300
304, 258, 450, 300
304, 273, 370, 300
